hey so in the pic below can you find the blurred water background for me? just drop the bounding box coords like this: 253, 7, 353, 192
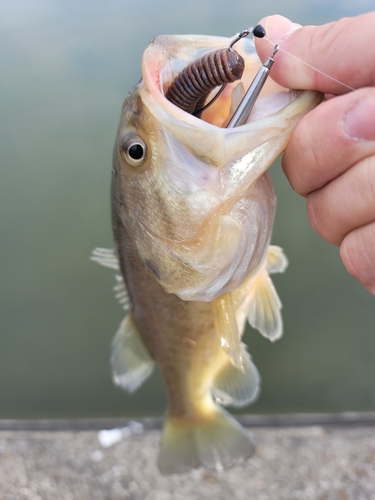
1, 0, 374, 419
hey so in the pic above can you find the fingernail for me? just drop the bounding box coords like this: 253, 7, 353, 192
344, 98, 375, 141
263, 15, 301, 42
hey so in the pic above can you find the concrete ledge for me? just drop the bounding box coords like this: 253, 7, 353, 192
1, 415, 375, 499
1, 411, 375, 431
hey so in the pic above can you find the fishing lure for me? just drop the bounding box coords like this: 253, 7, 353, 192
167, 22, 354, 125
165, 48, 245, 116
166, 25, 271, 119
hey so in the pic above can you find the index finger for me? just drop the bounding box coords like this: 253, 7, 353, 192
254, 13, 375, 94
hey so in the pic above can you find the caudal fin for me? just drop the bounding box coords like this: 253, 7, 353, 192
158, 406, 254, 474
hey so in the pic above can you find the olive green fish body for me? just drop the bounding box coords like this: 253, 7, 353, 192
112, 192, 228, 421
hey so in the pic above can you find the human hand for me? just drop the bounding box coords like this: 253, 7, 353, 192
255, 13, 375, 295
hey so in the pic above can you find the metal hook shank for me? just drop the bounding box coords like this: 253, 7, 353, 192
229, 28, 252, 50
226, 45, 279, 128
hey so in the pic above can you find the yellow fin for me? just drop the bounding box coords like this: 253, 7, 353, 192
111, 314, 154, 393
212, 292, 243, 371
247, 270, 283, 342
213, 343, 260, 407
266, 245, 288, 274
158, 407, 254, 474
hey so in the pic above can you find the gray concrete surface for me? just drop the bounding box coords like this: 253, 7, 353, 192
1, 419, 375, 500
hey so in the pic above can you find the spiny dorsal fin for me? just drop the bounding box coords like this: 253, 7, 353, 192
91, 247, 131, 311
111, 314, 155, 393
113, 274, 131, 312
91, 247, 120, 270
212, 343, 260, 407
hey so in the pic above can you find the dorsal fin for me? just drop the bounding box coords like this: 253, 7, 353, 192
91, 247, 131, 311
91, 247, 120, 270
113, 274, 131, 312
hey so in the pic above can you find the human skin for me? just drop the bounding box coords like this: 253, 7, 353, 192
254, 13, 375, 295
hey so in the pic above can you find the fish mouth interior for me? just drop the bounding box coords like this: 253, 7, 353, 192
159, 42, 296, 128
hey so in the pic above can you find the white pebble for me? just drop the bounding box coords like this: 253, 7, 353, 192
98, 428, 123, 448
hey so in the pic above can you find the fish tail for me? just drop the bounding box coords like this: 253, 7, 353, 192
158, 406, 254, 474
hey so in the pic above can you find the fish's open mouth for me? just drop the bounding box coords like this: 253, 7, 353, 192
196, 56, 297, 128
145, 34, 304, 129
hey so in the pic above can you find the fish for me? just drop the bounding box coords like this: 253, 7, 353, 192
92, 33, 322, 474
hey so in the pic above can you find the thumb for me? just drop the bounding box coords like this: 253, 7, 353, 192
254, 13, 375, 94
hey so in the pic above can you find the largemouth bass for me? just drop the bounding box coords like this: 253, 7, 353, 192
93, 33, 321, 474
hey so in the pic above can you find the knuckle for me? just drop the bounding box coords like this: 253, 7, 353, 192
283, 116, 321, 195
306, 190, 342, 245
340, 223, 375, 294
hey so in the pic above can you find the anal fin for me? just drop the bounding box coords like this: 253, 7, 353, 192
213, 343, 260, 407
111, 314, 155, 393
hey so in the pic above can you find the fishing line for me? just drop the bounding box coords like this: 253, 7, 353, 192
263, 35, 355, 92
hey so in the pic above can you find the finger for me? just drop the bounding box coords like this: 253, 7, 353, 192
282, 88, 375, 196
307, 153, 375, 245
340, 221, 375, 295
254, 13, 375, 94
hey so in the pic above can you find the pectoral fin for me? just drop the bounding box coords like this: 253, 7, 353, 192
266, 245, 288, 274
245, 245, 288, 342
246, 270, 283, 342
111, 314, 155, 393
212, 292, 243, 372
212, 343, 260, 407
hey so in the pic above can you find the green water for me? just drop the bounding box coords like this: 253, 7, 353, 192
1, 0, 374, 419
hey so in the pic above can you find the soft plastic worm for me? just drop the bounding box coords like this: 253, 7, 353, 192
165, 48, 245, 117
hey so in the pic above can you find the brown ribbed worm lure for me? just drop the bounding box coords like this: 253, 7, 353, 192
165, 48, 245, 117
165, 25, 266, 118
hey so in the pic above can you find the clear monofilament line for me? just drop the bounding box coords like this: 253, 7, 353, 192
264, 36, 355, 92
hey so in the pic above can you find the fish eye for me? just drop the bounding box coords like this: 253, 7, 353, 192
120, 135, 147, 168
